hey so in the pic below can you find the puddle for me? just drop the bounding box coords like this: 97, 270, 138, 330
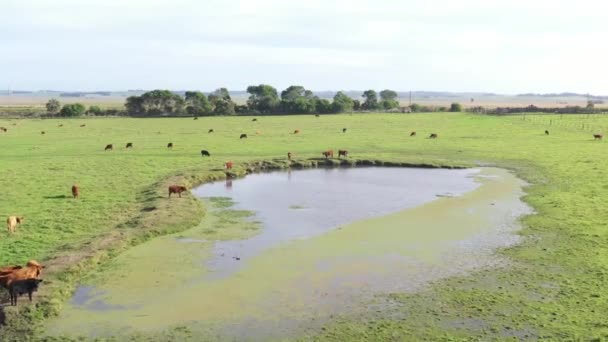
44, 167, 531, 340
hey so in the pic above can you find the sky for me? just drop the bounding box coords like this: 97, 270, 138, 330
1, 0, 607, 94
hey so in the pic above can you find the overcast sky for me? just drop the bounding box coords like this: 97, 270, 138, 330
1, 0, 606, 94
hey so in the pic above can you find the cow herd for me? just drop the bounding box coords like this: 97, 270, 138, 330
0, 260, 45, 306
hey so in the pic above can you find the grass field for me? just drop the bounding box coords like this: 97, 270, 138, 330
1, 113, 608, 340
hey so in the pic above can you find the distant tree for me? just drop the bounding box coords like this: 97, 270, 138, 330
315, 98, 333, 114
362, 90, 379, 110
87, 105, 103, 115
207, 88, 236, 115
125, 96, 144, 115
450, 102, 463, 112
185, 91, 212, 116
124, 90, 185, 116
587, 100, 595, 111
279, 85, 317, 114
332, 91, 354, 113
246, 84, 279, 114
46, 98, 61, 114
353, 99, 361, 111
59, 103, 86, 117
409, 103, 422, 112
379, 89, 399, 110
281, 85, 313, 101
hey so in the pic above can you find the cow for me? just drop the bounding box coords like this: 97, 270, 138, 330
71, 185, 79, 199
225, 161, 233, 169
545, 130, 549, 135
338, 150, 348, 158
80, 124, 86, 127
201, 150, 210, 157
240, 134, 248, 139
126, 142, 133, 149
6, 216, 23, 234
293, 129, 300, 134
167, 142, 173, 149
315, 114, 320, 117
0, 260, 45, 288
287, 152, 292, 160
410, 131, 416, 136
41, 131, 45, 135
168, 185, 187, 198
252, 118, 257, 122
208, 129, 214, 133
58, 124, 63, 127
0, 266, 22, 277
594, 134, 603, 140
429, 133, 438, 139
342, 128, 347, 133
194, 117, 199, 120
105, 144, 113, 151
256, 130, 261, 135
8, 278, 43, 306
0, 127, 6, 132
322, 150, 334, 159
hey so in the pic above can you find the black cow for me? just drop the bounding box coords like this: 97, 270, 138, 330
201, 150, 210, 157
240, 134, 248, 139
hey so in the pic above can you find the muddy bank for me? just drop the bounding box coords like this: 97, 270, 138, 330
44, 167, 531, 340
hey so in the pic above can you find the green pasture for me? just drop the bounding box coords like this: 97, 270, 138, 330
1, 113, 607, 340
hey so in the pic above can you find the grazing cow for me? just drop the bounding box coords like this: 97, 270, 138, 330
225, 161, 233, 169
252, 118, 257, 122
293, 129, 300, 134
194, 117, 199, 120
287, 152, 292, 160
315, 114, 320, 117
429, 133, 438, 139
6, 216, 23, 234
80, 124, 86, 127
8, 278, 43, 306
41, 131, 45, 135
338, 150, 348, 158
58, 124, 63, 127
322, 150, 334, 159
410, 131, 416, 136
167, 142, 173, 149
0, 127, 6, 132
71, 184, 79, 199
201, 150, 210, 157
342, 128, 347, 133
545, 130, 549, 135
168, 185, 187, 198
104, 144, 113, 151
240, 134, 248, 139
126, 142, 133, 149
208, 129, 214, 133
594, 134, 603, 140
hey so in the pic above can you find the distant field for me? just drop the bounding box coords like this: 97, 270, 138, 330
1, 113, 608, 340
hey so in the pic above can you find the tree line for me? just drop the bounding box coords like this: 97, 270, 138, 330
43, 86, 466, 117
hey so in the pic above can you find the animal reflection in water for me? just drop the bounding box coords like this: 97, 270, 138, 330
225, 179, 233, 190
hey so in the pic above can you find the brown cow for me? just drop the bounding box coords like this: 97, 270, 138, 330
168, 185, 187, 198
105, 144, 113, 151
126, 142, 133, 149
338, 150, 348, 158
410, 131, 416, 136
322, 150, 334, 159
167, 142, 173, 149
225, 161, 233, 169
293, 129, 300, 134
6, 216, 23, 234
594, 134, 603, 140
287, 152, 292, 160
8, 278, 43, 306
429, 133, 438, 139
0, 265, 22, 276
71, 184, 79, 199
0, 260, 45, 290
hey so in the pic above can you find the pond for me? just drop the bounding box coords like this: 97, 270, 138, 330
44, 167, 531, 340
